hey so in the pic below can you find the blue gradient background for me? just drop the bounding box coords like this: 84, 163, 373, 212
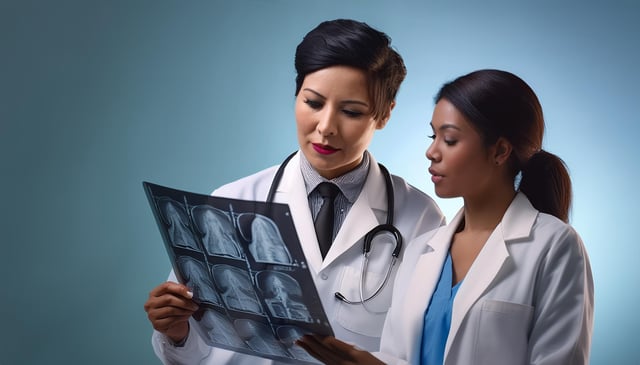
1, 1, 637, 364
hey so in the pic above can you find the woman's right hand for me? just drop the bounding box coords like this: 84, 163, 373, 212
144, 281, 199, 343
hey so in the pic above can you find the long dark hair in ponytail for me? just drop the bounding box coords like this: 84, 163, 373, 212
435, 69, 572, 222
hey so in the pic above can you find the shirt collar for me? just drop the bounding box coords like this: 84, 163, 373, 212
300, 151, 370, 204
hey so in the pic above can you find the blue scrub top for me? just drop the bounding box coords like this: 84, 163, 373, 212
420, 252, 462, 365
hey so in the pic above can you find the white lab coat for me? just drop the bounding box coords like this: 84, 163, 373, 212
152, 151, 445, 365
376, 192, 594, 365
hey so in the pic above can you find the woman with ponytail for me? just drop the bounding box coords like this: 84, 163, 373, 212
298, 69, 594, 365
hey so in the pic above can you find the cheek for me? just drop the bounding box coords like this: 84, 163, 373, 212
344, 122, 376, 146
294, 105, 314, 133
458, 156, 492, 186
448, 151, 479, 179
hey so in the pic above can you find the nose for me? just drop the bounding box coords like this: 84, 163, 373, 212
316, 109, 337, 137
426, 141, 439, 162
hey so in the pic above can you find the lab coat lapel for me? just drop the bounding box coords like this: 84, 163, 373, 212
320, 159, 387, 270
445, 226, 509, 357
403, 211, 464, 363
273, 153, 325, 275
444, 192, 536, 359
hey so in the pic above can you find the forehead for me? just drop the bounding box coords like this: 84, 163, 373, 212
431, 99, 474, 131
301, 66, 369, 98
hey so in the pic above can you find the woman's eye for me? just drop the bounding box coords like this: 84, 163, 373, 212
304, 99, 322, 109
430, 133, 457, 145
343, 109, 363, 118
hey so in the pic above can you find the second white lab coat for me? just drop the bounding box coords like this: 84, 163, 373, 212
152, 151, 445, 365
377, 192, 594, 365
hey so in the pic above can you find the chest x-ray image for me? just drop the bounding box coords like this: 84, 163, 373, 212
197, 309, 248, 349
175, 256, 221, 306
259, 271, 312, 322
144, 181, 333, 365
234, 319, 290, 357
277, 325, 321, 363
237, 213, 292, 264
212, 264, 263, 314
157, 198, 199, 251
192, 205, 243, 258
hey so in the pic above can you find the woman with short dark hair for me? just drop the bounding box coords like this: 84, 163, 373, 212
144, 19, 445, 365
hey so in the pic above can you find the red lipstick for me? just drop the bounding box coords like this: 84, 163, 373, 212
312, 143, 338, 155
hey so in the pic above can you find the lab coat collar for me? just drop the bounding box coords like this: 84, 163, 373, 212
500, 192, 538, 242
273, 151, 386, 274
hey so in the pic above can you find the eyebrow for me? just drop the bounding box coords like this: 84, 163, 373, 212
430, 122, 462, 131
302, 88, 369, 107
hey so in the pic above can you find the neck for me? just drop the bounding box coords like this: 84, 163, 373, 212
461, 188, 516, 233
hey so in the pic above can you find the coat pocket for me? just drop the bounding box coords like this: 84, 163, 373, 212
475, 300, 534, 365
334, 266, 393, 337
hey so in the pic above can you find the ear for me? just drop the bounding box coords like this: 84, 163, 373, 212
493, 137, 513, 166
375, 101, 396, 130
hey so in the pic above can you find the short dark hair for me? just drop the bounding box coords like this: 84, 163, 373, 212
294, 19, 406, 122
436, 69, 572, 222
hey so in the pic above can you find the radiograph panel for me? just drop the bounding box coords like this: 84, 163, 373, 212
237, 213, 292, 264
212, 264, 263, 314
192, 205, 243, 258
258, 271, 312, 322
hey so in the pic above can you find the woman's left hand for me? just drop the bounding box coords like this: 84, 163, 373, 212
295, 335, 385, 365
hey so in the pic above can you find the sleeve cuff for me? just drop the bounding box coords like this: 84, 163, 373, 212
170, 332, 189, 348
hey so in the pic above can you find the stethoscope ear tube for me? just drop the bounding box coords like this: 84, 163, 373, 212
266, 151, 297, 203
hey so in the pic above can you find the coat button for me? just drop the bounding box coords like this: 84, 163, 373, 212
320, 273, 328, 280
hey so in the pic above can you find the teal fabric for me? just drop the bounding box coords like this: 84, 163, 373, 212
420, 253, 462, 365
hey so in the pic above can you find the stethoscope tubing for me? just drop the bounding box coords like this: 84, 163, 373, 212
266, 151, 403, 306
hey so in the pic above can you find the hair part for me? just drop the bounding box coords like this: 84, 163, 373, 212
294, 19, 406, 122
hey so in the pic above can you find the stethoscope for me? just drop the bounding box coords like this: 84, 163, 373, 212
266, 152, 403, 309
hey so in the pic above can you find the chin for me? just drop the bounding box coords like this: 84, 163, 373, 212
435, 189, 457, 199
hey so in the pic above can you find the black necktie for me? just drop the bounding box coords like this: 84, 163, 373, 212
314, 182, 340, 258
